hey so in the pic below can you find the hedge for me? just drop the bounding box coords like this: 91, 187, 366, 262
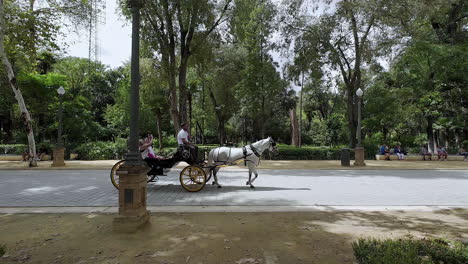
73, 139, 127, 160
70, 142, 380, 160
353, 237, 468, 264
0, 144, 27, 155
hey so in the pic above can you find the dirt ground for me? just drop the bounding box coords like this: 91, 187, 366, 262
0, 209, 467, 264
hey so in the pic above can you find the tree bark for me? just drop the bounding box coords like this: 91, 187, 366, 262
347, 91, 357, 148
299, 72, 303, 147
207, 84, 225, 144
155, 108, 163, 150
196, 121, 205, 145
426, 115, 434, 154
0, 0, 37, 167
290, 108, 299, 147
177, 2, 198, 127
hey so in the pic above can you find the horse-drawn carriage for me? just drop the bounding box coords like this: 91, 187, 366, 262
110, 137, 277, 192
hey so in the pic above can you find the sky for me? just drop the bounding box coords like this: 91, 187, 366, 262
62, 0, 131, 68
61, 0, 334, 92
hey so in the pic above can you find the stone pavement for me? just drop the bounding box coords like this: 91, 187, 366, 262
0, 168, 467, 211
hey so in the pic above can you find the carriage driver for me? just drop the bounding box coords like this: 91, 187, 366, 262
177, 122, 198, 163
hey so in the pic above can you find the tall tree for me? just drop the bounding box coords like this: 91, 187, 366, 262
281, 0, 397, 147
231, 0, 284, 139
1, 0, 100, 166
0, 0, 39, 166
121, 0, 233, 135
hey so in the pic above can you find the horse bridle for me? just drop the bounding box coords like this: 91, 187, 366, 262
269, 139, 278, 154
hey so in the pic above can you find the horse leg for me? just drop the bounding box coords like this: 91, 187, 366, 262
247, 163, 258, 188
246, 167, 252, 186
212, 167, 222, 188
250, 164, 258, 188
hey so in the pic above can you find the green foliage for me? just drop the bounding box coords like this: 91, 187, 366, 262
268, 145, 342, 160
73, 139, 127, 160
352, 237, 468, 264
0, 144, 26, 154
0, 244, 5, 257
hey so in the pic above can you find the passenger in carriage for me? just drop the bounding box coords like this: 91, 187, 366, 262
139, 134, 164, 175
177, 122, 198, 163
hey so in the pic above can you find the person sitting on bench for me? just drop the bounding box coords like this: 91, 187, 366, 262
436, 146, 448, 161
379, 144, 390, 160
394, 144, 405, 160
419, 144, 432, 161
458, 147, 468, 161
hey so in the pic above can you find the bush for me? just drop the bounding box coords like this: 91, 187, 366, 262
0, 144, 27, 155
0, 244, 5, 257
263, 145, 341, 160
74, 139, 127, 160
352, 237, 468, 264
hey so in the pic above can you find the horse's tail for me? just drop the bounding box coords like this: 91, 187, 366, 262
207, 148, 217, 166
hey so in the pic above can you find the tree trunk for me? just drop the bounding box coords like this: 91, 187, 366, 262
260, 95, 265, 139
178, 55, 189, 126
0, 0, 37, 167
299, 71, 304, 147
347, 91, 357, 148
196, 121, 205, 145
218, 119, 226, 145
207, 84, 225, 144
155, 108, 163, 150
188, 91, 192, 131
290, 108, 299, 147
445, 127, 450, 148
427, 115, 434, 153
382, 126, 388, 142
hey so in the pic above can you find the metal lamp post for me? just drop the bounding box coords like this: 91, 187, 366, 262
52, 86, 66, 167
113, 0, 150, 232
354, 88, 366, 166
356, 88, 363, 147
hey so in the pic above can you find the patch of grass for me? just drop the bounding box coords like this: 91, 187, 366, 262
0, 244, 5, 257
352, 237, 468, 264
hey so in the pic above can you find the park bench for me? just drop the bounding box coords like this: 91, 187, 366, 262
375, 154, 465, 161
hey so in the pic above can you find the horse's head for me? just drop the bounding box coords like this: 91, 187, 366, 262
266, 137, 278, 154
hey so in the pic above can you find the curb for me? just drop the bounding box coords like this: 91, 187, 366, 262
1, 205, 467, 214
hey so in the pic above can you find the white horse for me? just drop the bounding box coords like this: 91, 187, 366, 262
207, 137, 278, 188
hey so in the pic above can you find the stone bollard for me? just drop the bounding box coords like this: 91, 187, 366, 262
51, 147, 66, 167
113, 162, 150, 232
354, 147, 366, 167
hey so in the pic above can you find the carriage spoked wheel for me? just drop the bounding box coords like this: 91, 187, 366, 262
179, 165, 207, 192
110, 160, 157, 190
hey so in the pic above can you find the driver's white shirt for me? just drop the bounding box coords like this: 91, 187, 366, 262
177, 129, 189, 145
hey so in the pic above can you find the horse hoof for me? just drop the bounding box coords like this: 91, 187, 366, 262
250, 185, 255, 189
212, 181, 216, 185
246, 181, 250, 185
217, 185, 222, 189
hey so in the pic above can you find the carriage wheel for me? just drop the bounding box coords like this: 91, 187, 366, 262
110, 160, 157, 190
179, 165, 206, 192
110, 160, 126, 189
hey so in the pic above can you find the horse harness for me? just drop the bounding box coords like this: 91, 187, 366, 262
214, 145, 261, 166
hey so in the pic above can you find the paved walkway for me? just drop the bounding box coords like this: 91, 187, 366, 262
0, 168, 467, 210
